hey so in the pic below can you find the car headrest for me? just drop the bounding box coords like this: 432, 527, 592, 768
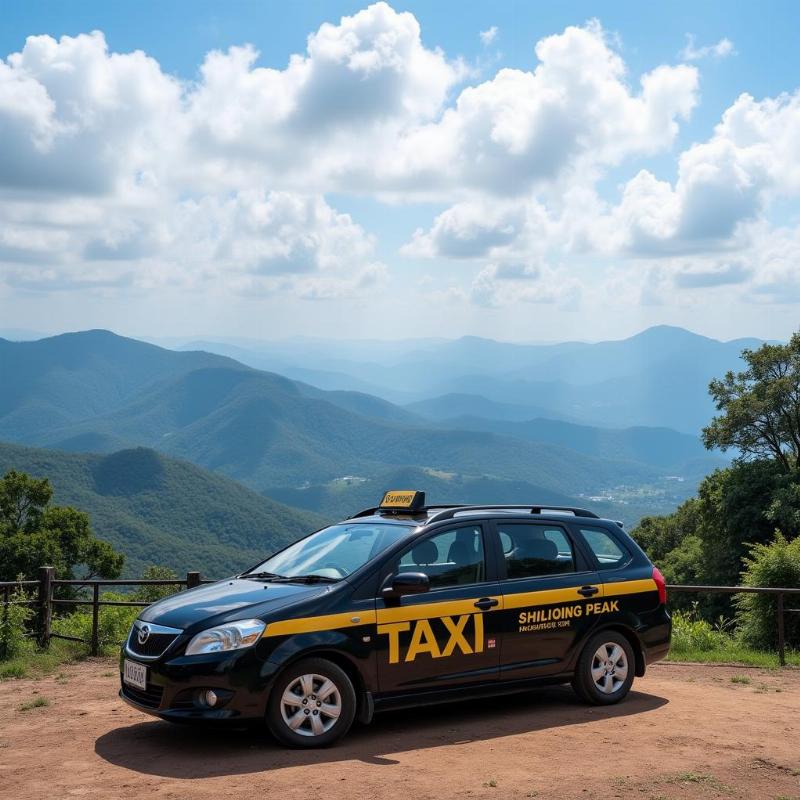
515, 538, 558, 562
412, 539, 438, 566
447, 541, 472, 564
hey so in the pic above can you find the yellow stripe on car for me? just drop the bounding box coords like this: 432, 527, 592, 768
262, 579, 657, 638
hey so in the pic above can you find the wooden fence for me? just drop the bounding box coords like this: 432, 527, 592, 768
2, 569, 799, 663
0, 567, 209, 656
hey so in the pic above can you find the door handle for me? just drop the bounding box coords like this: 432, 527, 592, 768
474, 597, 499, 610
578, 585, 600, 597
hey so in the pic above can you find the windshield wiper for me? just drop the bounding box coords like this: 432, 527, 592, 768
241, 571, 285, 580
269, 574, 340, 584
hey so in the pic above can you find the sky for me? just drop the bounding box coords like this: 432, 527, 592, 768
1, 0, 799, 343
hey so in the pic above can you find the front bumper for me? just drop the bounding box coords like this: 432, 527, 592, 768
119, 646, 279, 724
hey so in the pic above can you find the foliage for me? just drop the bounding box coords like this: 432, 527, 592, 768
0, 584, 35, 660
0, 470, 124, 582
736, 533, 800, 650
50, 591, 139, 656
703, 333, 800, 472
132, 564, 180, 603
632, 460, 800, 617
670, 605, 731, 653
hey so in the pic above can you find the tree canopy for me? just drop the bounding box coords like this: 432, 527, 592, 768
634, 329, 800, 624
703, 333, 800, 472
0, 470, 123, 582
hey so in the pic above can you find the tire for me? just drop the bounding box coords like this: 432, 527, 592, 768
266, 657, 357, 748
571, 631, 635, 706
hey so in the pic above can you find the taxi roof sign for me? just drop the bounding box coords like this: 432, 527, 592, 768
379, 490, 425, 513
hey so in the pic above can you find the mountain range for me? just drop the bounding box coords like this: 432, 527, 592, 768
176, 326, 759, 433
0, 326, 744, 566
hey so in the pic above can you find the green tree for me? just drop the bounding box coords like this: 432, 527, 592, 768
132, 565, 180, 603
631, 461, 800, 617
703, 333, 800, 472
0, 470, 124, 582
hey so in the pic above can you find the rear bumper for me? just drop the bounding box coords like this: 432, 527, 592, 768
642, 610, 672, 668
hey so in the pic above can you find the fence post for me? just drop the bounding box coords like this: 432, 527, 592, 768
90, 582, 100, 657
1, 586, 9, 660
777, 592, 785, 667
186, 571, 201, 589
37, 566, 54, 649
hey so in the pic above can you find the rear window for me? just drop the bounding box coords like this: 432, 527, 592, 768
578, 526, 629, 570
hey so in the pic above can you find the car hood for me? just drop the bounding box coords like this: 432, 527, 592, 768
139, 578, 329, 631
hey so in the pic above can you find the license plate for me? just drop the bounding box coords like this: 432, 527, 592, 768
123, 659, 147, 691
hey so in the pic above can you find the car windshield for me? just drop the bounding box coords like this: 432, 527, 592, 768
244, 522, 414, 581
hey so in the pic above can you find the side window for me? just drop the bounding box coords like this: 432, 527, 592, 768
498, 523, 575, 579
397, 526, 485, 588
579, 527, 629, 570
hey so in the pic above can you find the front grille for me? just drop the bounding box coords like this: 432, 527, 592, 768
121, 681, 164, 710
126, 620, 182, 659
127, 632, 178, 658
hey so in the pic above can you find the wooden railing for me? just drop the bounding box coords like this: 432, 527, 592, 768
0, 567, 209, 656
666, 584, 800, 666
2, 570, 799, 663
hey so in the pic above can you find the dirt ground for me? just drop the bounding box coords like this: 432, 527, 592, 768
0, 661, 798, 800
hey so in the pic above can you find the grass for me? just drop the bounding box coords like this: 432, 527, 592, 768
18, 696, 50, 711
667, 644, 800, 668
665, 772, 733, 793
731, 675, 751, 684
0, 641, 87, 681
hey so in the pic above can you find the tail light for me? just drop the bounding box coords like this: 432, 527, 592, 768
652, 566, 667, 605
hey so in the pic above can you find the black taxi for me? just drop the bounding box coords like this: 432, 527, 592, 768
120, 491, 670, 747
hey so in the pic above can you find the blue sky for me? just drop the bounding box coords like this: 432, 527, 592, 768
1, 1, 799, 342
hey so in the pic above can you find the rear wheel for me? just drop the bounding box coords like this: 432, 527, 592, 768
571, 631, 635, 705
266, 657, 356, 747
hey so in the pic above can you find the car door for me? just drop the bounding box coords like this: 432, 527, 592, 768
375, 523, 503, 695
491, 519, 603, 680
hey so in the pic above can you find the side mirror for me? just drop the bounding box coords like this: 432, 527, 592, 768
382, 571, 430, 599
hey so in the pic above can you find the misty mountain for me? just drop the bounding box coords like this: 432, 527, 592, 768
181, 326, 759, 433
0, 331, 684, 505
406, 393, 579, 423
424, 416, 723, 473
0, 441, 323, 577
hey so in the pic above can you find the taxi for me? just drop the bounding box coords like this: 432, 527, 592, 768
120, 491, 671, 747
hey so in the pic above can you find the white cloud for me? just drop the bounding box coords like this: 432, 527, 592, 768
592, 90, 800, 256
680, 34, 735, 62
470, 261, 581, 308
384, 22, 698, 198
0, 3, 797, 321
480, 26, 498, 46
402, 200, 543, 259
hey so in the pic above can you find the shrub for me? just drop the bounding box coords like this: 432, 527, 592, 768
0, 585, 35, 661
670, 604, 731, 653
736, 532, 800, 650
51, 591, 139, 656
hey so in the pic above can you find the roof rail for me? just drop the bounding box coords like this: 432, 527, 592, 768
425, 504, 600, 524
350, 503, 600, 522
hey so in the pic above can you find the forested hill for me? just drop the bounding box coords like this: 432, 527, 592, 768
0, 442, 323, 577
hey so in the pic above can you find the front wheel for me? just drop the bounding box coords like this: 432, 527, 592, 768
266, 657, 356, 747
571, 631, 635, 705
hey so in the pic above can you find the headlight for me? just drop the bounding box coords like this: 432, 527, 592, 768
184, 619, 266, 656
